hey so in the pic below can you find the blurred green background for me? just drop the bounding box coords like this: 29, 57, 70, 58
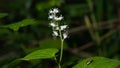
0, 0, 120, 68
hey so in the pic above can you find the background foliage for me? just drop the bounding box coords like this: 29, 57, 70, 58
0, 0, 120, 68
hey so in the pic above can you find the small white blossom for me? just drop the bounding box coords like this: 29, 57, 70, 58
48, 15, 54, 19
49, 8, 59, 14
63, 32, 68, 39
53, 8, 59, 13
52, 31, 58, 36
54, 15, 63, 21
49, 22, 56, 27
48, 8, 63, 21
49, 8, 68, 39
49, 9, 53, 13
60, 25, 68, 30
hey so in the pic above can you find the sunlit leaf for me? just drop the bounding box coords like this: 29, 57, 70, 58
21, 48, 58, 60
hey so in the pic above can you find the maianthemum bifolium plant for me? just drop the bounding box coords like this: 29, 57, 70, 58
16, 7, 120, 68
48, 8, 68, 68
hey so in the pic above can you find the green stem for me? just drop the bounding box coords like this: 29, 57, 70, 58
58, 63, 61, 68
59, 39, 64, 63
56, 22, 64, 68
58, 30, 63, 68
54, 56, 61, 68
58, 26, 64, 63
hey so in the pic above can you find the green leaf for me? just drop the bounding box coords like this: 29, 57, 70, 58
21, 48, 58, 61
39, 39, 68, 49
0, 13, 8, 18
73, 57, 120, 68
4, 19, 36, 31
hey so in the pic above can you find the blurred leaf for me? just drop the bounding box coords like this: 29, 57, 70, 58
65, 4, 89, 17
36, 0, 64, 11
39, 39, 68, 49
0, 13, 8, 18
4, 19, 36, 31
21, 48, 58, 60
73, 57, 120, 68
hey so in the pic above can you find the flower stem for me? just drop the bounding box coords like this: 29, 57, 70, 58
58, 63, 61, 68
57, 22, 64, 67
54, 56, 61, 68
59, 39, 64, 63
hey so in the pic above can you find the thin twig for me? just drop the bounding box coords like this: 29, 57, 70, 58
68, 18, 120, 34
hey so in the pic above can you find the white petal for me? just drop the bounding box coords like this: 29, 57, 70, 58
54, 16, 63, 21
49, 9, 53, 13
63, 32, 68, 39
53, 31, 58, 36
53, 8, 59, 13
60, 25, 68, 30
49, 23, 56, 27
48, 15, 54, 19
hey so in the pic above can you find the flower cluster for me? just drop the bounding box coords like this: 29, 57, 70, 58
48, 8, 63, 21
48, 8, 68, 39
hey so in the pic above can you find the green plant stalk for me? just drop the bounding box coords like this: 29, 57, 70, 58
59, 39, 63, 63
54, 57, 61, 68
56, 22, 64, 68
58, 63, 61, 68
58, 24, 64, 63
58, 30, 63, 68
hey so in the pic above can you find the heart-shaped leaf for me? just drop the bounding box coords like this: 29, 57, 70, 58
21, 48, 58, 61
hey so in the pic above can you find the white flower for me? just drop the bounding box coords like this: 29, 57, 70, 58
49, 9, 53, 13
48, 15, 54, 19
60, 25, 68, 30
49, 22, 56, 27
52, 31, 58, 36
63, 32, 68, 39
53, 8, 59, 13
48, 8, 63, 21
54, 15, 63, 21
49, 8, 59, 14
48, 8, 68, 39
